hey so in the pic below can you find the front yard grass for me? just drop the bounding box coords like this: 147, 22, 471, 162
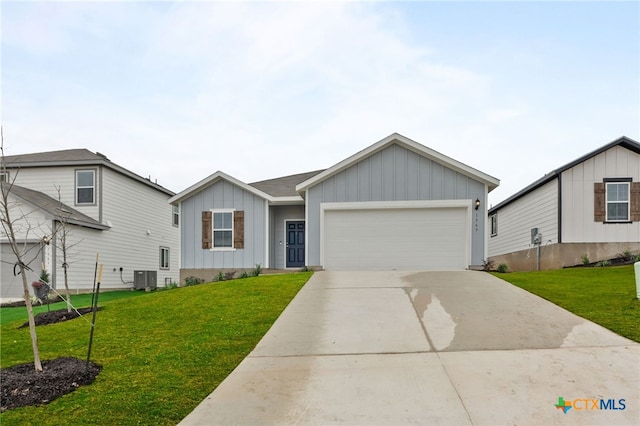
0, 272, 312, 425
493, 265, 639, 342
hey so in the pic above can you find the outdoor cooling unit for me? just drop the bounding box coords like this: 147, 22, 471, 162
134, 270, 157, 290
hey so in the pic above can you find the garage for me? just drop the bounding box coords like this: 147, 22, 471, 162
322, 202, 470, 270
1, 243, 40, 300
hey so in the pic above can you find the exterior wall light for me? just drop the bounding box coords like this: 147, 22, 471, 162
42, 235, 51, 245
475, 198, 480, 211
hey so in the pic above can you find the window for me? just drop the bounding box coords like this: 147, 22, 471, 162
202, 210, 244, 250
76, 170, 95, 204
0, 172, 8, 182
213, 211, 233, 248
490, 214, 498, 236
172, 205, 179, 227
606, 182, 630, 222
160, 247, 170, 269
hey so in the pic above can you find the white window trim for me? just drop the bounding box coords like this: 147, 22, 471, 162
75, 169, 96, 205
211, 209, 236, 251
605, 181, 630, 222
172, 205, 179, 227
160, 246, 170, 270
490, 213, 498, 237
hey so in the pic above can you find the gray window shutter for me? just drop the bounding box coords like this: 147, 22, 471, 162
234, 211, 244, 249
594, 183, 605, 222
202, 211, 212, 249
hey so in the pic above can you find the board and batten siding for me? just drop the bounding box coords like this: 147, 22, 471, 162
561, 145, 640, 243
305, 143, 486, 267
180, 179, 266, 269
488, 179, 559, 257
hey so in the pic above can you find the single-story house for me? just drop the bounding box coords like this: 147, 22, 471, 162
488, 136, 640, 271
1, 149, 180, 301
169, 133, 499, 280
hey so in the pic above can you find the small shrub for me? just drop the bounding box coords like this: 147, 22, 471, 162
239, 271, 249, 279
496, 263, 509, 273
184, 276, 204, 286
636, 254, 640, 262
252, 264, 262, 277
596, 260, 610, 267
215, 271, 225, 282
39, 269, 50, 283
224, 271, 236, 280
164, 281, 178, 290
617, 250, 633, 261
581, 254, 590, 265
482, 259, 495, 272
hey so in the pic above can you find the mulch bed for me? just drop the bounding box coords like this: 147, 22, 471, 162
18, 307, 100, 328
1, 357, 101, 412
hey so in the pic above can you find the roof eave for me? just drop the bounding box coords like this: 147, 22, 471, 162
169, 171, 273, 205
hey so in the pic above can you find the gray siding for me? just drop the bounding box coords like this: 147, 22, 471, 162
181, 180, 266, 269
269, 205, 305, 269
306, 144, 487, 267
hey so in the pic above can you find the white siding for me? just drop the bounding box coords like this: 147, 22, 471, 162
9, 166, 101, 220
3, 165, 179, 292
56, 168, 180, 291
488, 179, 558, 257
562, 145, 640, 242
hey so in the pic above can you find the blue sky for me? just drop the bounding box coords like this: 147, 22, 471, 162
2, 1, 638, 205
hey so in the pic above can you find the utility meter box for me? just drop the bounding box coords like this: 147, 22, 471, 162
134, 270, 157, 290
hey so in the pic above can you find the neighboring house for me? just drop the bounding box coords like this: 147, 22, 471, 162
169, 133, 499, 281
1, 149, 180, 300
488, 136, 640, 271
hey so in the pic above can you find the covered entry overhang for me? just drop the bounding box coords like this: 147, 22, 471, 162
320, 200, 472, 271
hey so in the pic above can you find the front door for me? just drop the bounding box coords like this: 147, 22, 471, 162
286, 221, 305, 268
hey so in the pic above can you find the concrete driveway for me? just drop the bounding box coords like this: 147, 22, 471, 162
180, 271, 639, 425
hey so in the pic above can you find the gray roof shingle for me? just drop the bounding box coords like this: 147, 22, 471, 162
250, 170, 325, 197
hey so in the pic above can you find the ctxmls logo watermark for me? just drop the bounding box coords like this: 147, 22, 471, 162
555, 397, 626, 414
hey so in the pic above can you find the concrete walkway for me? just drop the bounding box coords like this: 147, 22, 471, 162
179, 271, 639, 425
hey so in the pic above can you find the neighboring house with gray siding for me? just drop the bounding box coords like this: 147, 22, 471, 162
488, 136, 640, 271
170, 133, 499, 280
1, 149, 180, 300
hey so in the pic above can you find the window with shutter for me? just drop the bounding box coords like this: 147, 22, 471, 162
234, 211, 245, 249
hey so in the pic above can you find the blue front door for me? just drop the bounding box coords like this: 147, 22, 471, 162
286, 221, 305, 268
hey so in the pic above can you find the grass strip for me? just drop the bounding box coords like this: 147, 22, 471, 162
493, 265, 639, 342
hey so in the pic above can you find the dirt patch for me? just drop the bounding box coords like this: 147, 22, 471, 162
18, 307, 101, 328
1, 357, 101, 412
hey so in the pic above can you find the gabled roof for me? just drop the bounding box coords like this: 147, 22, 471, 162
296, 133, 500, 194
4, 183, 109, 230
3, 148, 175, 196
488, 136, 640, 214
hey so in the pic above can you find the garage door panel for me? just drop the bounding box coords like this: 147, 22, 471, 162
323, 207, 468, 270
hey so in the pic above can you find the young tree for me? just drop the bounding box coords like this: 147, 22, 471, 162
54, 185, 82, 313
0, 128, 43, 371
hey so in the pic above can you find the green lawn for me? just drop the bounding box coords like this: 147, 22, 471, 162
493, 265, 639, 342
0, 272, 312, 425
0, 290, 148, 325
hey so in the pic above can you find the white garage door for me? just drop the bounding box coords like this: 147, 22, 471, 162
1, 243, 39, 300
323, 206, 469, 270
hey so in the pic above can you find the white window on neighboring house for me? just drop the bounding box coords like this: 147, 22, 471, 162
490, 213, 498, 236
606, 182, 630, 222
160, 247, 170, 269
76, 169, 95, 205
172, 205, 179, 227
0, 172, 8, 182
213, 211, 233, 248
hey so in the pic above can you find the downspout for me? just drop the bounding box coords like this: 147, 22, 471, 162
557, 174, 562, 243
